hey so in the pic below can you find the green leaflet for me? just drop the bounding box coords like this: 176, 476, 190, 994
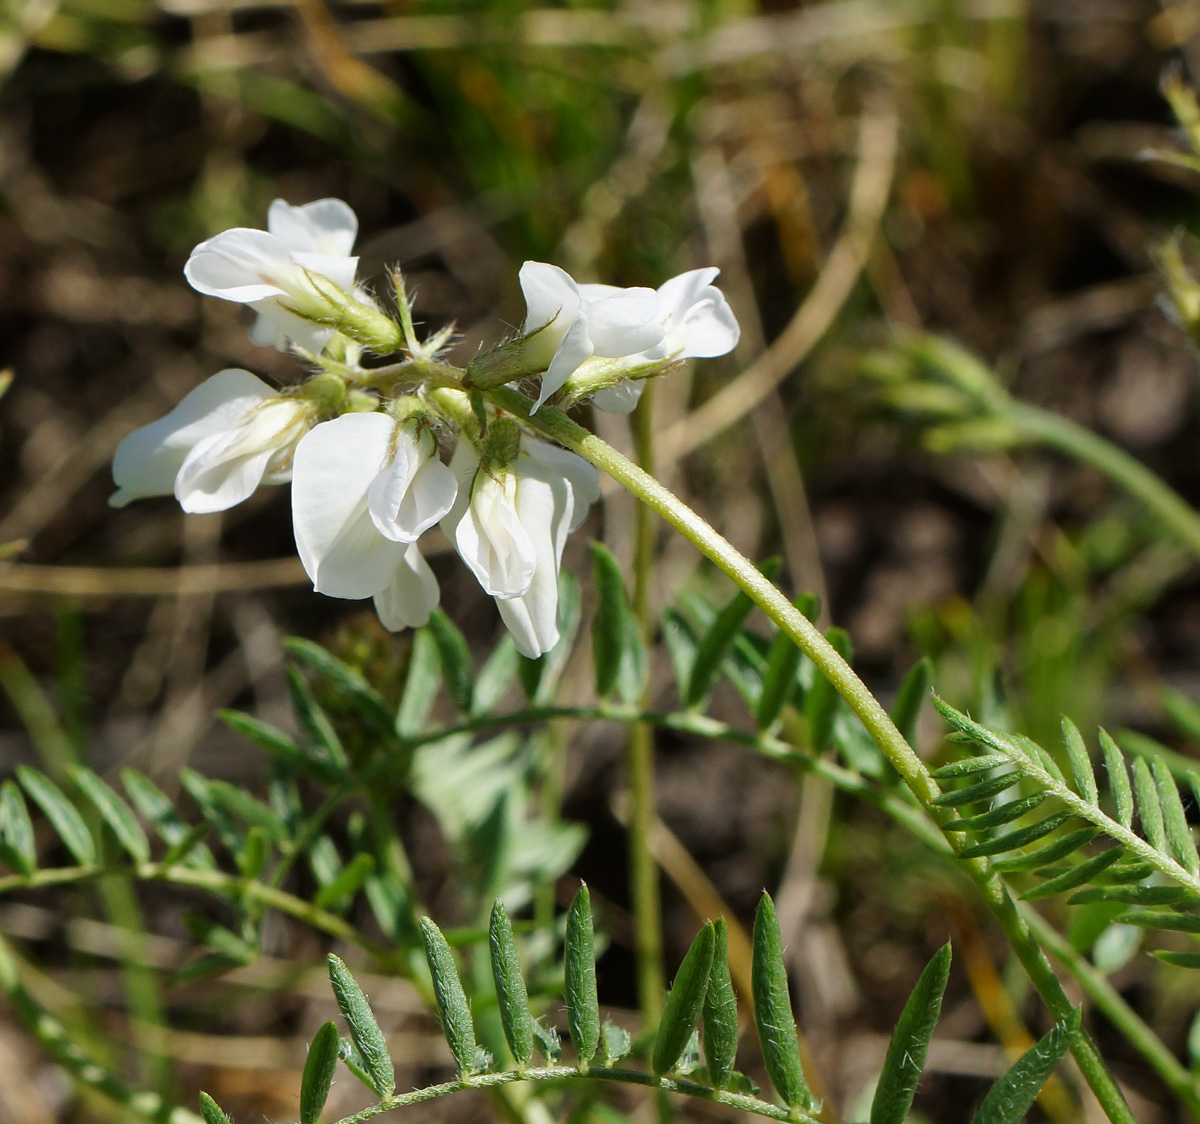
930, 754, 1012, 779
1020, 847, 1124, 901
198, 1092, 232, 1124
870, 943, 951, 1124
16, 766, 94, 866
702, 918, 739, 1090
565, 883, 600, 1069
956, 812, 1074, 859
756, 630, 804, 731
473, 636, 520, 717
685, 559, 780, 709
969, 1012, 1079, 1124
396, 626, 442, 736
1152, 950, 1200, 969
993, 828, 1099, 873
219, 708, 344, 786
805, 627, 852, 753
890, 657, 933, 750
653, 922, 715, 1076
300, 1020, 340, 1124
1117, 909, 1200, 932
0, 781, 36, 875
1061, 717, 1098, 804
490, 900, 533, 1068
428, 608, 475, 714
591, 542, 646, 704
69, 765, 149, 863
931, 771, 1023, 807
1132, 757, 1166, 853
944, 793, 1047, 832
314, 853, 374, 911
121, 769, 215, 868
1152, 757, 1199, 874
283, 668, 351, 777
328, 954, 395, 1097
1098, 729, 1133, 830
420, 916, 478, 1075
284, 636, 394, 735
752, 893, 812, 1110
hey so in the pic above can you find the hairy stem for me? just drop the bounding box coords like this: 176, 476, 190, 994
491, 386, 1135, 1124
330, 1065, 817, 1124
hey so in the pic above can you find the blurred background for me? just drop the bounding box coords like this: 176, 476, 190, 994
5, 0, 1200, 1121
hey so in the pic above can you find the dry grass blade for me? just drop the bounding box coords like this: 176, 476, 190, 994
658, 104, 899, 466
0, 558, 308, 599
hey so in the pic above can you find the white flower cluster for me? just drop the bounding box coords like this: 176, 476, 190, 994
110, 199, 739, 656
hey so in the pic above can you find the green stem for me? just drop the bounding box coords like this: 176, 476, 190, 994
330, 1065, 816, 1124
1023, 906, 1200, 1117
490, 386, 1135, 1124
629, 381, 664, 1024
1011, 402, 1200, 560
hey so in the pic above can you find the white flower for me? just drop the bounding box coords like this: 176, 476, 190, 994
519, 261, 664, 410
109, 368, 311, 513
589, 267, 740, 413
185, 198, 359, 355
443, 436, 599, 657
290, 412, 456, 631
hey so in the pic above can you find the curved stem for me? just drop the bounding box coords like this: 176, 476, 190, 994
330, 1065, 815, 1124
1011, 402, 1200, 560
491, 386, 1136, 1124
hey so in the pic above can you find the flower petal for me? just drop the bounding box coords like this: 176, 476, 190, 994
291, 413, 406, 597
521, 439, 599, 531
496, 462, 572, 657
268, 198, 358, 257
109, 369, 276, 508
184, 228, 294, 302
368, 430, 458, 543
374, 542, 440, 631
175, 433, 277, 513
535, 312, 593, 410
655, 268, 720, 321
586, 287, 663, 357
454, 470, 538, 598
519, 261, 582, 335
589, 379, 645, 414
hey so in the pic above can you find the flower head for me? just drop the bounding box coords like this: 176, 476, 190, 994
184, 198, 360, 355
443, 434, 599, 657
589, 268, 740, 413
518, 262, 664, 410
290, 411, 455, 630
110, 368, 311, 513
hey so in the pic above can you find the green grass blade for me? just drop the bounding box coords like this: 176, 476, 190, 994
870, 943, 951, 1124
